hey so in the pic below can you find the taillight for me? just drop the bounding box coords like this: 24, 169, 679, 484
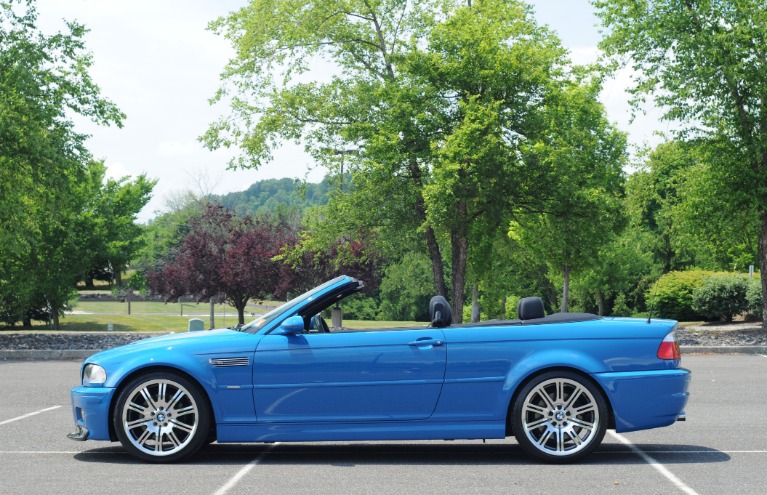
657, 330, 681, 360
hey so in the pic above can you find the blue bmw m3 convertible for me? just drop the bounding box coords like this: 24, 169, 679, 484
69, 275, 690, 463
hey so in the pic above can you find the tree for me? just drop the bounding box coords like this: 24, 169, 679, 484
205, 0, 578, 322
595, 0, 767, 327
508, 75, 627, 312
204, 0, 449, 297
84, 165, 156, 285
148, 205, 293, 325
0, 0, 123, 328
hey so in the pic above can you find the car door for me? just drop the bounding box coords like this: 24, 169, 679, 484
252, 329, 446, 422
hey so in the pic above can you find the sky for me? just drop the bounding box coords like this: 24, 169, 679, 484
34, 0, 669, 222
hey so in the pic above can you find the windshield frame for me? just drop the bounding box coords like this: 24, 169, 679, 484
241, 276, 348, 334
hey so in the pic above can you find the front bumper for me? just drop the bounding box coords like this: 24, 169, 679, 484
69, 386, 116, 442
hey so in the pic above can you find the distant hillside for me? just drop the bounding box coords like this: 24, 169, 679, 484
215, 177, 331, 219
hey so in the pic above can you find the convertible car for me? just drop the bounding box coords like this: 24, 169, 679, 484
69, 275, 690, 463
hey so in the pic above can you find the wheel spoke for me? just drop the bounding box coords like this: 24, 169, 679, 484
574, 403, 595, 416
136, 429, 152, 447
525, 416, 550, 430
127, 418, 150, 429
525, 403, 548, 416
127, 401, 146, 415
155, 427, 162, 452
168, 389, 185, 410
536, 429, 554, 448
140, 387, 158, 410
174, 405, 196, 418
569, 417, 595, 430
167, 430, 182, 448
564, 388, 583, 410
170, 418, 194, 433
565, 429, 583, 447
534, 386, 556, 409
555, 381, 565, 403
555, 427, 564, 452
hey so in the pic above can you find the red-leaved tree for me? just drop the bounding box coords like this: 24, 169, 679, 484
149, 205, 293, 324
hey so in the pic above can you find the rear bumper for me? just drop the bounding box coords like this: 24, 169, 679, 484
69, 386, 116, 441
593, 368, 690, 433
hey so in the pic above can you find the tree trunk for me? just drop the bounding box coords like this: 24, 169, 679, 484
409, 161, 446, 297
235, 300, 246, 325
500, 295, 507, 320
52, 310, 60, 330
561, 266, 571, 313
210, 299, 216, 330
451, 201, 469, 324
425, 224, 446, 297
471, 284, 480, 323
114, 269, 123, 286
760, 211, 767, 331
597, 290, 605, 317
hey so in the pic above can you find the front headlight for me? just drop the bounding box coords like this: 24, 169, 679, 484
82, 364, 107, 386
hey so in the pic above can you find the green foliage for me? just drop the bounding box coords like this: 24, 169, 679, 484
746, 278, 763, 320
611, 293, 631, 317
378, 253, 435, 322
647, 270, 714, 321
691, 274, 749, 322
0, 1, 124, 328
339, 294, 380, 321
596, 0, 767, 324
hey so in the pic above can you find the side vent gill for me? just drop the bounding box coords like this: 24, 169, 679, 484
209, 357, 250, 367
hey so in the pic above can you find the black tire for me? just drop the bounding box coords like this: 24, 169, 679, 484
512, 371, 607, 463
113, 371, 210, 463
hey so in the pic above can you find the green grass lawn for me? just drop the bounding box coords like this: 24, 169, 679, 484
45, 302, 422, 333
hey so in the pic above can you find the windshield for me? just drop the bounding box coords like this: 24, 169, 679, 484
241, 276, 347, 333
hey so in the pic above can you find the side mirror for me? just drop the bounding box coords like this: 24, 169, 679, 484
275, 315, 305, 335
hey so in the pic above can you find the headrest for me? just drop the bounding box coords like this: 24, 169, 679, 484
517, 297, 545, 320
429, 295, 452, 328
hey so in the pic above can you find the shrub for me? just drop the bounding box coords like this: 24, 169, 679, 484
646, 270, 713, 321
746, 279, 763, 320
691, 275, 749, 322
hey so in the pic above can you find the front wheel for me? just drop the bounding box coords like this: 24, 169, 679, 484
512, 371, 607, 463
113, 372, 210, 463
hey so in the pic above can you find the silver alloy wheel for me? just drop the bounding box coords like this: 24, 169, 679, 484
520, 377, 600, 457
121, 378, 199, 457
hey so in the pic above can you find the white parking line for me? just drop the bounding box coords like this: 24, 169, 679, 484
212, 442, 280, 495
0, 406, 61, 426
609, 431, 699, 495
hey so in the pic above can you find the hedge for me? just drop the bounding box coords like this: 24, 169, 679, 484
647, 270, 762, 322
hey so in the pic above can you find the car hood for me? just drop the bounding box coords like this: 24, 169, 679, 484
85, 329, 258, 366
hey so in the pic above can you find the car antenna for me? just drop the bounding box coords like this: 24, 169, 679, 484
647, 277, 661, 324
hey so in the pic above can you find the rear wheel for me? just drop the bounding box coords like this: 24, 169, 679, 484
113, 372, 210, 463
512, 371, 607, 462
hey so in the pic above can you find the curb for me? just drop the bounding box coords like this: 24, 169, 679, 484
0, 350, 97, 360
1, 346, 766, 361
681, 345, 767, 354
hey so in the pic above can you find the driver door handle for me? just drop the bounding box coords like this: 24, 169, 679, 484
408, 338, 444, 347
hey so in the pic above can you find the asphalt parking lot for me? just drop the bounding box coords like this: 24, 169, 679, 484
1, 355, 765, 495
